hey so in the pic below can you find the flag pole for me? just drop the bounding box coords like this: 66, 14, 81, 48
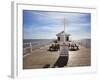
64, 17, 66, 43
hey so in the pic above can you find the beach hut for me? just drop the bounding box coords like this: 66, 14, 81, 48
56, 31, 70, 42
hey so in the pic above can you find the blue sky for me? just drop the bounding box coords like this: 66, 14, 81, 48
23, 10, 91, 40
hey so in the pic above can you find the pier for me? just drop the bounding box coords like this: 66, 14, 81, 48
23, 42, 90, 69
23, 17, 91, 69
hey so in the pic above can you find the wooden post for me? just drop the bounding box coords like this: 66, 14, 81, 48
30, 42, 32, 53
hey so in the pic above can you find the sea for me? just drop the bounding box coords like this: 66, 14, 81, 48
23, 39, 91, 48
23, 39, 53, 48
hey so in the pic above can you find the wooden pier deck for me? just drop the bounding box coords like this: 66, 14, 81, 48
23, 45, 91, 69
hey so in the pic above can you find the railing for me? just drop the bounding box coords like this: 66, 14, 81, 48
23, 42, 48, 55
23, 40, 54, 57
23, 42, 33, 55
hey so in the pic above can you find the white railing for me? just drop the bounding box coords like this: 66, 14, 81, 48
23, 42, 33, 55
23, 40, 54, 55
23, 42, 44, 55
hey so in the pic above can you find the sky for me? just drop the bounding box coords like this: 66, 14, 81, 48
23, 10, 91, 40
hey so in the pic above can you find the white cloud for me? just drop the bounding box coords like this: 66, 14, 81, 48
24, 11, 90, 39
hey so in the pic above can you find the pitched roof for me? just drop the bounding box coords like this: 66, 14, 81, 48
56, 31, 70, 36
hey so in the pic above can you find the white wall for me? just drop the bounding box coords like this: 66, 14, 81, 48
0, 0, 100, 80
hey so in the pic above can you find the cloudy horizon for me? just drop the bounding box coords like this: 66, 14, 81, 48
23, 10, 91, 40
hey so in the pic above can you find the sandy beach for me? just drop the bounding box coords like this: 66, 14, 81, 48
23, 43, 91, 69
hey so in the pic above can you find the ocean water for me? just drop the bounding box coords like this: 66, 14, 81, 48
23, 39, 91, 48
23, 39, 53, 48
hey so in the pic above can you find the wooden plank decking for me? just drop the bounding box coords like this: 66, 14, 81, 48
23, 44, 91, 69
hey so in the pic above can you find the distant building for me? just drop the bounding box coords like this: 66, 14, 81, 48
56, 31, 70, 42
